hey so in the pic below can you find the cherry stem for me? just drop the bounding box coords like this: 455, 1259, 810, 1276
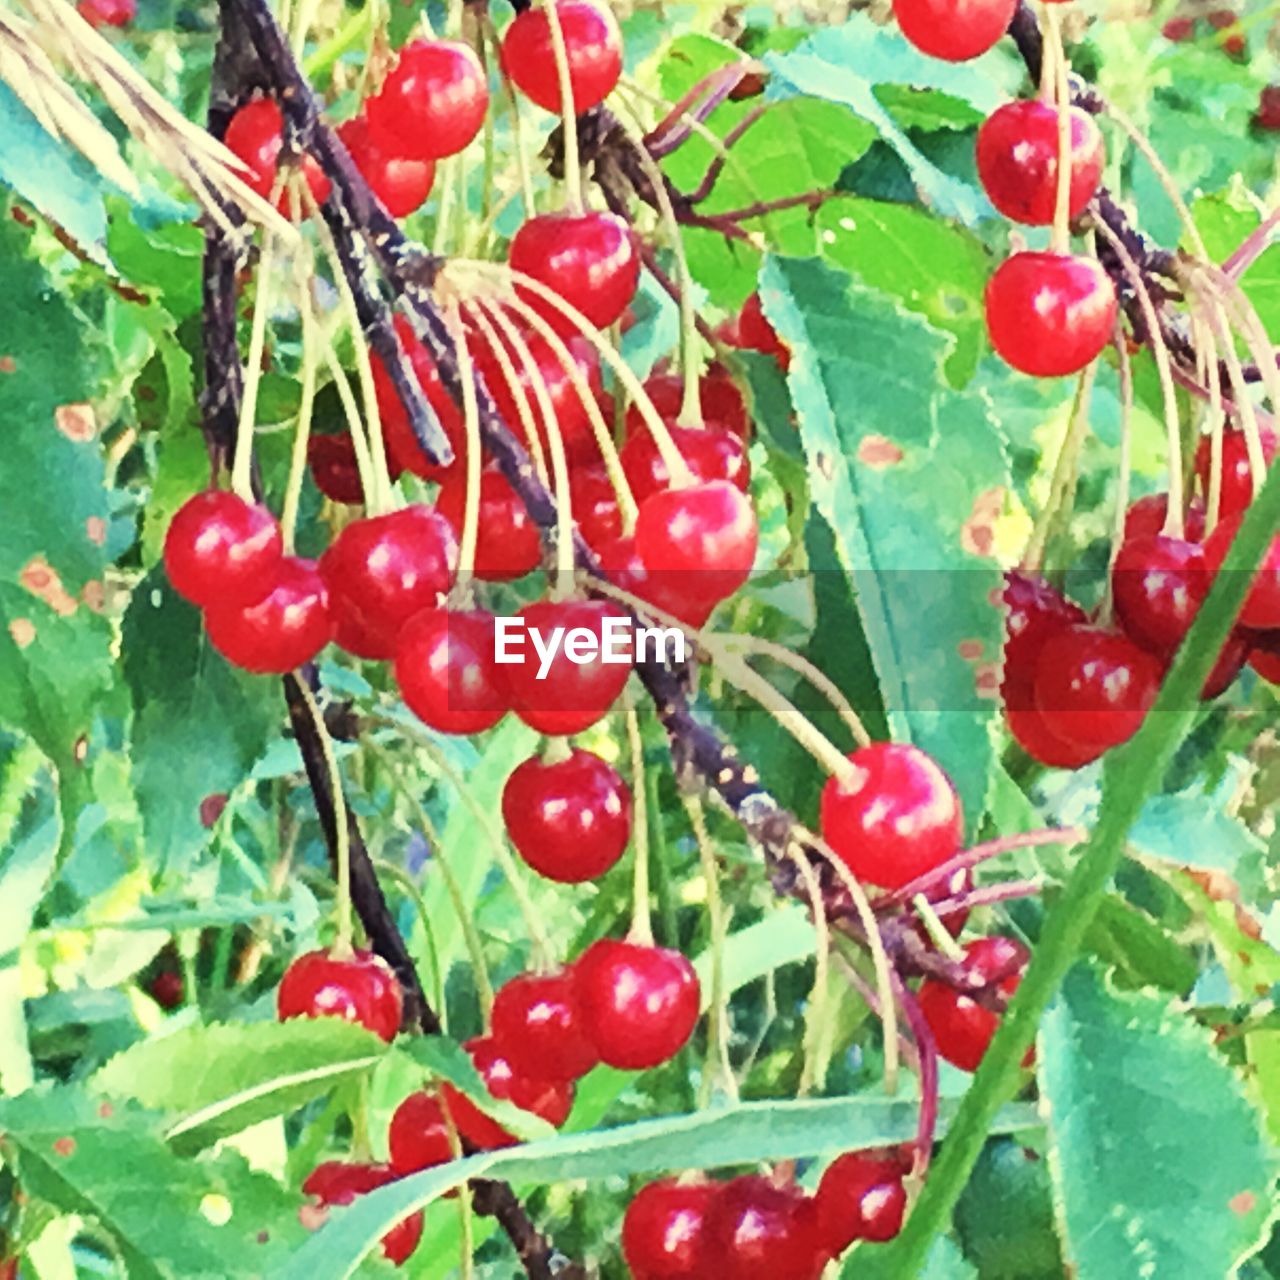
684, 792, 738, 1105
624, 693, 655, 950
320, 343, 379, 507
230, 229, 280, 501
294, 677, 353, 956
482, 12, 536, 218
1100, 328, 1133, 624
1021, 364, 1096, 571
1222, 203, 1280, 281
465, 299, 551, 485
310, 192, 397, 512
798, 827, 899, 1092
432, 156, 459, 257
1196, 314, 1227, 533
643, 62, 748, 156
463, 261, 696, 486
497, 292, 640, 528
789, 845, 832, 1099
475, 302, 576, 596
883, 826, 1087, 904
930, 878, 1047, 917
890, 970, 939, 1175
610, 97, 704, 428
911, 894, 965, 963
445, 303, 484, 589
829, 947, 921, 1075
370, 740, 495, 1021
1094, 220, 1184, 537
371, 854, 446, 1031
711, 633, 872, 748
1046, 6, 1072, 256
281, 243, 319, 553
539, 735, 574, 765
541, 0, 583, 214
397, 719, 555, 972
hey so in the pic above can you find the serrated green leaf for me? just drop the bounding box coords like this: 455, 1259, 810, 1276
1129, 766, 1265, 874
761, 254, 1007, 826
0, 1087, 313, 1278
93, 1019, 390, 1153
277, 1095, 1042, 1280
816, 197, 990, 385
0, 218, 113, 775
120, 568, 285, 879
1039, 963, 1275, 1280
0, 83, 108, 248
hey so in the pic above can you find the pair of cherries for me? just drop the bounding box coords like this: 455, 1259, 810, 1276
623, 1151, 910, 1280
388, 942, 700, 1171
163, 491, 334, 673
975, 96, 1116, 379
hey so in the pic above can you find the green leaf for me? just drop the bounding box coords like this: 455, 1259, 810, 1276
762, 22, 1012, 223
1039, 963, 1275, 1279
276, 1096, 1041, 1280
1127, 767, 1266, 874
0, 83, 108, 247
120, 568, 285, 879
761, 254, 1007, 825
0, 1087, 313, 1278
816, 197, 990, 385
106, 198, 205, 318
1084, 894, 1198, 994
0, 218, 113, 775
93, 1019, 390, 1153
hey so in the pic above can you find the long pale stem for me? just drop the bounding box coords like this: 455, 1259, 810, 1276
232, 231, 280, 500
281, 269, 319, 552
624, 694, 654, 948
444, 303, 483, 590
540, 0, 582, 213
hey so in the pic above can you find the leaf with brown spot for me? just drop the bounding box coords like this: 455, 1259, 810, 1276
53, 402, 96, 442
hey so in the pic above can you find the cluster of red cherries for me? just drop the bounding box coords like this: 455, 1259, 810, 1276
892, 0, 1119, 382
1004, 423, 1280, 769
273, 934, 699, 1264
622, 1149, 911, 1280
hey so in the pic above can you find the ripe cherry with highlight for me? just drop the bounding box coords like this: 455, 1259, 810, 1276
277, 948, 403, 1042
164, 490, 282, 609
500, 0, 623, 114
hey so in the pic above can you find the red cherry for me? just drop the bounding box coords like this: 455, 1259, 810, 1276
502, 598, 632, 736
819, 743, 963, 891
491, 971, 599, 1080
569, 463, 623, 552
224, 98, 331, 215
1007, 706, 1104, 768
309, 433, 404, 504
1204, 515, 1280, 629
320, 506, 458, 660
634, 480, 758, 609
1032, 624, 1162, 750
622, 425, 751, 506
500, 0, 623, 114
440, 1036, 574, 1150
509, 211, 639, 335
277, 948, 403, 1042
366, 40, 489, 161
502, 748, 632, 883
1162, 14, 1196, 40
76, 0, 134, 27
622, 1179, 716, 1280
724, 292, 790, 369
1112, 534, 1209, 654
985, 252, 1117, 377
1123, 493, 1206, 543
205, 556, 333, 673
918, 935, 1031, 1072
372, 317, 467, 481
1250, 644, 1280, 683
632, 367, 750, 441
1256, 85, 1280, 131
703, 1176, 826, 1280
573, 939, 700, 1070
436, 465, 543, 582
892, 0, 1017, 60
302, 1162, 422, 1265
815, 1149, 911, 1252
388, 1091, 455, 1174
1201, 631, 1249, 700
976, 100, 1103, 225
599, 535, 716, 629
148, 971, 184, 1010
337, 117, 434, 218
1194, 426, 1276, 518
395, 607, 507, 734
164, 490, 282, 608
470, 324, 602, 463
